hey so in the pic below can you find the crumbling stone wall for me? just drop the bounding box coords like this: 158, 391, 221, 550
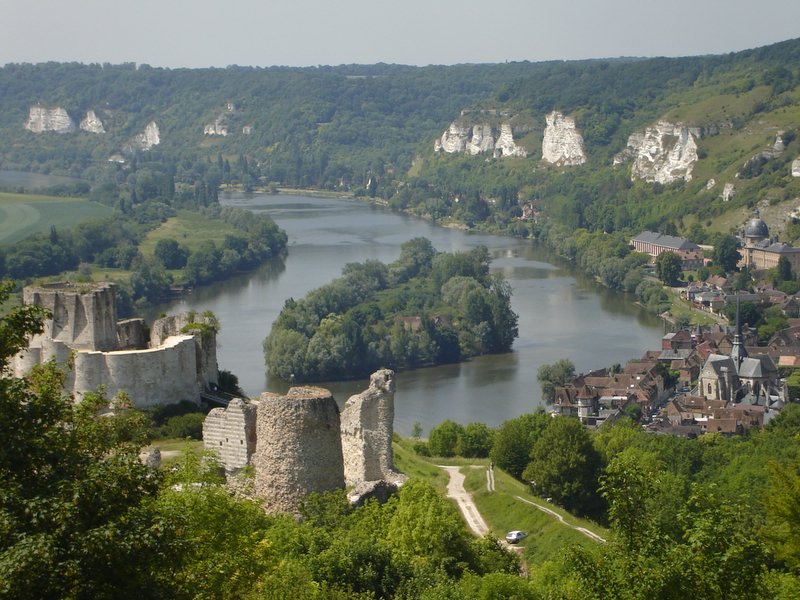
24, 282, 118, 351
203, 398, 258, 473
253, 386, 344, 514
116, 318, 148, 350
340, 369, 397, 486
13, 283, 218, 408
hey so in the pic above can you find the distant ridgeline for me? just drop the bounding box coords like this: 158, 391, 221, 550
263, 238, 518, 382
1, 37, 799, 238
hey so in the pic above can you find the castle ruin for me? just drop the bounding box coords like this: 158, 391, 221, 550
202, 398, 257, 473
340, 368, 399, 486
253, 386, 345, 514
12, 282, 218, 408
204, 369, 405, 514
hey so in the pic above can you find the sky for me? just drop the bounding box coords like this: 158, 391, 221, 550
3, 0, 800, 68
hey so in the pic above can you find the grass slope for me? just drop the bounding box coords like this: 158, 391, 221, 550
0, 192, 112, 244
393, 438, 608, 566
139, 209, 240, 258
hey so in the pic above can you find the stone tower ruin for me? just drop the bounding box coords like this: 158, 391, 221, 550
253, 386, 345, 514
340, 369, 397, 486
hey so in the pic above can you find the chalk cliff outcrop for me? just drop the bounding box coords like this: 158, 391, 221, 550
79, 110, 106, 134
793, 158, 800, 178
541, 111, 586, 166
435, 121, 527, 158
126, 121, 160, 151
722, 183, 736, 202
24, 106, 76, 134
204, 103, 236, 136
615, 121, 699, 184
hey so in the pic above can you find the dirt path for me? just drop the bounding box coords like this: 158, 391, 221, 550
514, 496, 606, 543
440, 465, 605, 545
440, 465, 490, 537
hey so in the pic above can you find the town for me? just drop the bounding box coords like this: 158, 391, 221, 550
554, 212, 800, 436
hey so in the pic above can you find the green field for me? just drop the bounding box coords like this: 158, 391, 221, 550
0, 192, 113, 245
139, 209, 240, 257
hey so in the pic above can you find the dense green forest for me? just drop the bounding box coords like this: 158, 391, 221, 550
3, 285, 799, 599
2, 38, 799, 242
264, 238, 518, 381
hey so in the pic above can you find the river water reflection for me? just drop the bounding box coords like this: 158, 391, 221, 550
146, 193, 664, 435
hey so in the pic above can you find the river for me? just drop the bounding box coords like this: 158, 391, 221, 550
146, 192, 664, 435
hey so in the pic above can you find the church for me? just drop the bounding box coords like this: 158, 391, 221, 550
697, 307, 784, 409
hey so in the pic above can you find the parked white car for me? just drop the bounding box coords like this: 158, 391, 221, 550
505, 530, 528, 544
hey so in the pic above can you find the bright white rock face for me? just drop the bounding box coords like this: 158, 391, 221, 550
435, 121, 526, 158
541, 111, 586, 166
80, 110, 105, 134
616, 121, 698, 184
792, 158, 800, 178
24, 106, 76, 134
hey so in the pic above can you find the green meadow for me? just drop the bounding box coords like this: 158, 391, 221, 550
0, 192, 113, 245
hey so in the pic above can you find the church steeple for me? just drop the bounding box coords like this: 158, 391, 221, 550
731, 295, 748, 371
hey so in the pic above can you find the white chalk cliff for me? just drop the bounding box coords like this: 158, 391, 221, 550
792, 158, 800, 178
127, 121, 161, 151
722, 183, 735, 202
541, 111, 586, 166
79, 110, 105, 134
495, 123, 527, 158
615, 121, 699, 184
24, 106, 76, 134
204, 103, 236, 136
466, 124, 495, 154
435, 121, 526, 158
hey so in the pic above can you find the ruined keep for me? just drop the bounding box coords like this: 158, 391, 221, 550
253, 386, 345, 514
340, 369, 398, 487
204, 370, 405, 513
12, 283, 218, 407
203, 398, 258, 473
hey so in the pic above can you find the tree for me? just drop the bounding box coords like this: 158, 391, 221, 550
763, 462, 800, 571
154, 238, 189, 269
778, 255, 793, 282
655, 251, 682, 285
458, 422, 495, 458
0, 280, 178, 599
536, 358, 576, 404
712, 234, 741, 273
523, 416, 604, 518
490, 411, 551, 479
428, 420, 464, 457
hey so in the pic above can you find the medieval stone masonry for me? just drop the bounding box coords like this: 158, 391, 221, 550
13, 282, 218, 408
206, 369, 406, 514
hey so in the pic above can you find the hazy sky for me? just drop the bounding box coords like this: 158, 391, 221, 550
4, 0, 799, 68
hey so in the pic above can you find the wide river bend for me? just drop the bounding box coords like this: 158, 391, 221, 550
146, 193, 663, 435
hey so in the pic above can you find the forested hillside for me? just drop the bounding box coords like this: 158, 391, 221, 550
2, 39, 800, 307
1, 37, 798, 236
